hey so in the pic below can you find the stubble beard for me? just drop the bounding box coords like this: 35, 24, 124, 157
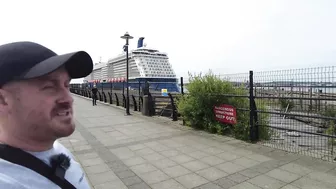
53, 118, 76, 138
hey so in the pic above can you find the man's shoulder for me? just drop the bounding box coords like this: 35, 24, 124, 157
53, 141, 91, 188
54, 140, 75, 159
0, 159, 31, 189
0, 173, 27, 189
0, 141, 85, 189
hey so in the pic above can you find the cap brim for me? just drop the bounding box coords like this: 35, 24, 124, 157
22, 51, 93, 79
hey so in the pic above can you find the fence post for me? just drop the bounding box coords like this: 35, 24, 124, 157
168, 93, 178, 121
122, 82, 125, 97
180, 77, 185, 125
114, 93, 119, 106
122, 94, 126, 108
98, 91, 102, 101
108, 92, 112, 104
142, 95, 150, 116
132, 95, 137, 111
138, 80, 141, 112
249, 70, 257, 142
102, 91, 107, 102
148, 92, 154, 116
180, 77, 184, 95
110, 82, 113, 96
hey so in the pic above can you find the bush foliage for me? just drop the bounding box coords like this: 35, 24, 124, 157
176, 71, 271, 141
323, 105, 336, 146
279, 98, 295, 112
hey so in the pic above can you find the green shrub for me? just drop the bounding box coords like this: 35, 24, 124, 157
323, 105, 336, 118
279, 98, 295, 112
176, 71, 271, 141
320, 105, 336, 129
323, 105, 336, 143
325, 121, 336, 146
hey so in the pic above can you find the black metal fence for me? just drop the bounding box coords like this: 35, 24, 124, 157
209, 67, 336, 162
70, 81, 181, 119
253, 67, 336, 162
70, 66, 336, 162
70, 82, 144, 111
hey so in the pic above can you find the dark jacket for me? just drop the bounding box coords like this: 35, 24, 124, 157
92, 87, 98, 95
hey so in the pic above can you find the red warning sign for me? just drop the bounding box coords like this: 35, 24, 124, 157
213, 104, 237, 125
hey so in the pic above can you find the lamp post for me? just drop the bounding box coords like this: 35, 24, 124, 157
121, 32, 133, 115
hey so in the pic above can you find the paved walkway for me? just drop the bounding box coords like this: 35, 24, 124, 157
60, 95, 336, 189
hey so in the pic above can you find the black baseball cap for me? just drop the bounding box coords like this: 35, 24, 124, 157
0, 41, 93, 87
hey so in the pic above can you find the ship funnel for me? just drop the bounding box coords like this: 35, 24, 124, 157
137, 37, 145, 48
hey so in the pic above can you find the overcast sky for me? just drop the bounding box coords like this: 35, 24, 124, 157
1, 0, 335, 83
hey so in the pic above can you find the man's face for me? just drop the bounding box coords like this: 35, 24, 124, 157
0, 67, 75, 141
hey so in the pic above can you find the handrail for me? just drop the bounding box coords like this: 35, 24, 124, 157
69, 87, 180, 121
168, 93, 178, 121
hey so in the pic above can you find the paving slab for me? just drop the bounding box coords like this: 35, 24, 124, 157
175, 173, 209, 189
196, 167, 228, 181
248, 175, 286, 189
63, 95, 336, 188
213, 177, 238, 189
194, 182, 223, 189
150, 179, 186, 189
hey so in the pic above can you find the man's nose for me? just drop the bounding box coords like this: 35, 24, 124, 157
57, 89, 74, 104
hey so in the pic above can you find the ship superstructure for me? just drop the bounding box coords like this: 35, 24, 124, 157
84, 37, 179, 92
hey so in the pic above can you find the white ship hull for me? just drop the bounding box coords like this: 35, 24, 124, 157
84, 37, 179, 92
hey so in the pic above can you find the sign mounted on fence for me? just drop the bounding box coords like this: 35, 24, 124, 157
161, 89, 168, 96
213, 104, 237, 125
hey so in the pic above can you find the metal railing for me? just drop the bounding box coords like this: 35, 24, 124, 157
69, 87, 143, 112
211, 67, 336, 162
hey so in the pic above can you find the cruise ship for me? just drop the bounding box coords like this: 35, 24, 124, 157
84, 37, 179, 92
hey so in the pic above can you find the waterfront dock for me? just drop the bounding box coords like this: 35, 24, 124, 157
61, 94, 336, 189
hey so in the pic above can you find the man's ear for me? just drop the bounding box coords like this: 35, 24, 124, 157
0, 89, 9, 113
0, 90, 8, 105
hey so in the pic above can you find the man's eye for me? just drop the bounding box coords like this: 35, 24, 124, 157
42, 85, 54, 89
